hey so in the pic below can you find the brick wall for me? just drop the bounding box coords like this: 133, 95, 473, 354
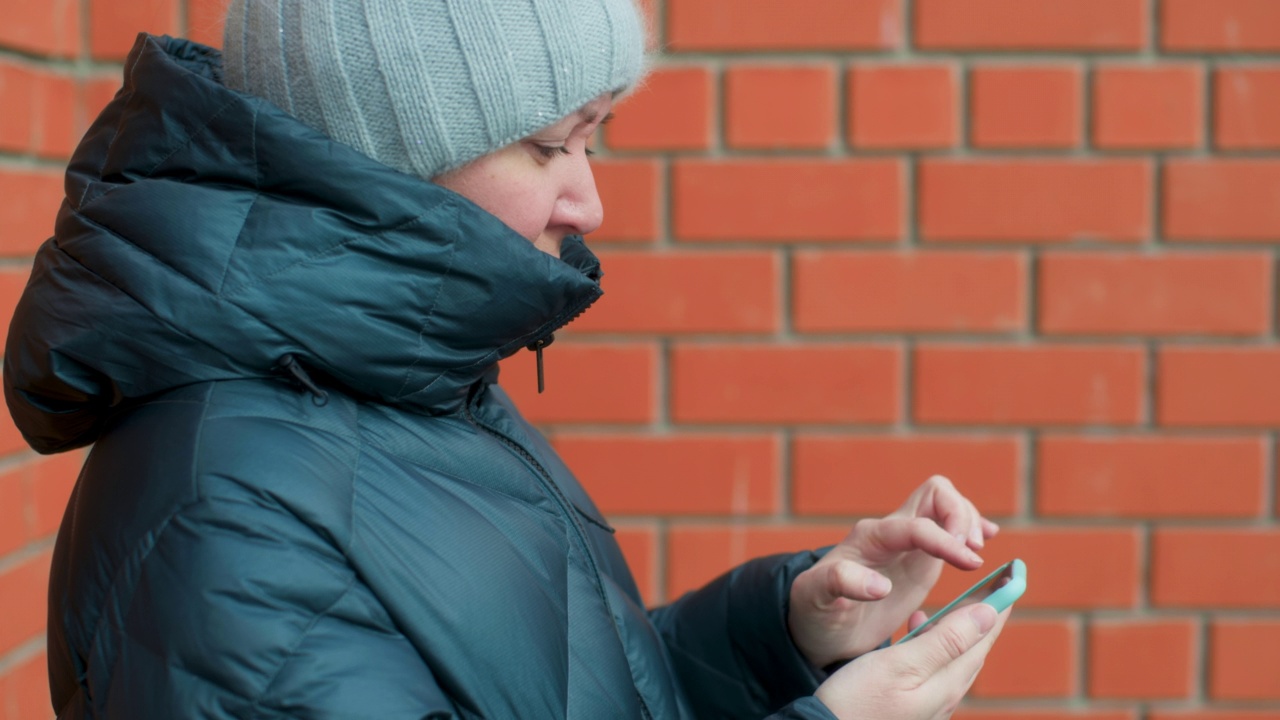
2, 1, 1279, 718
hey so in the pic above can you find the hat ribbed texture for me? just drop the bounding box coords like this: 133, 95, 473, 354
223, 0, 646, 179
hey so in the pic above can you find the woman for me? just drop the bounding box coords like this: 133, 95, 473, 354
4, 1, 1008, 717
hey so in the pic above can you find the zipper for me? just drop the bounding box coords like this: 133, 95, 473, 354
521, 285, 601, 395
463, 396, 654, 719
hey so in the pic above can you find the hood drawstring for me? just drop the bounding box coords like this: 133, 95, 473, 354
274, 354, 330, 406
525, 334, 554, 394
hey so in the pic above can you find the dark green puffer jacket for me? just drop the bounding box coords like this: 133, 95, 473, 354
4, 35, 838, 720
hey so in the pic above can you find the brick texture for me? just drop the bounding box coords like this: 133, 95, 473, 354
1088, 620, 1198, 698
671, 344, 902, 424
672, 159, 903, 242
1152, 530, 1280, 608
915, 0, 1146, 51
1037, 252, 1272, 336
725, 65, 837, 150
1093, 65, 1205, 149
792, 435, 1021, 517
918, 160, 1151, 243
847, 64, 959, 149
914, 345, 1146, 426
969, 65, 1083, 149
666, 0, 902, 51
1164, 160, 1280, 242
6, 1, 1280, 717
1215, 66, 1280, 150
793, 250, 1025, 334
1037, 435, 1265, 518
1161, 0, 1280, 52
1209, 621, 1280, 700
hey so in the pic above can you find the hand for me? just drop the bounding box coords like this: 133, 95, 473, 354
789, 476, 999, 668
814, 602, 1009, 720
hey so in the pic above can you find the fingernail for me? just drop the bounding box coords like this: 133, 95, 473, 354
868, 573, 891, 596
966, 548, 983, 564
970, 604, 997, 634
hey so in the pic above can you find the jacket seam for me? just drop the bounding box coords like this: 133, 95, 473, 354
248, 575, 361, 718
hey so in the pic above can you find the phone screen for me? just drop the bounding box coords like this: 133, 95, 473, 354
895, 560, 1021, 644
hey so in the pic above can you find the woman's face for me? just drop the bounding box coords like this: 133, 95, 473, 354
433, 94, 614, 258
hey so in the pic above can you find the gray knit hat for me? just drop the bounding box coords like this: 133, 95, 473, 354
222, 0, 646, 179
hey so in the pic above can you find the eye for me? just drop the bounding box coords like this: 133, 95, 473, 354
532, 143, 572, 160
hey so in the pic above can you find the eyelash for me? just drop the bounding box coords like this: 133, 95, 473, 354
533, 144, 596, 160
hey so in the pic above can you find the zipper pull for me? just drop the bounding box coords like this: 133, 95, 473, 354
526, 334, 555, 394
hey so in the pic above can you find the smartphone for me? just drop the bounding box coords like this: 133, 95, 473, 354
895, 558, 1026, 644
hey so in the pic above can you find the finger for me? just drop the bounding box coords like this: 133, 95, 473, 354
925, 478, 983, 550
981, 518, 1000, 539
815, 559, 893, 607
927, 606, 1010, 693
906, 610, 929, 632
901, 603, 999, 678
864, 516, 983, 570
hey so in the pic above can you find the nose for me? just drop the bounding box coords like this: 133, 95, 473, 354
551, 154, 604, 237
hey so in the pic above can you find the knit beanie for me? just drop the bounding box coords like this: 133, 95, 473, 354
222, 0, 646, 180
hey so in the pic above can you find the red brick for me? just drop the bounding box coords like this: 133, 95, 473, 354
0, 169, 63, 257
666, 524, 848, 598
1158, 347, 1280, 428
725, 65, 837, 150
186, 0, 228, 47
914, 345, 1145, 426
0, 411, 30, 456
919, 160, 1151, 243
927, 528, 1141, 609
1038, 252, 1272, 336
847, 64, 958, 149
0, 650, 50, 720
32, 68, 78, 159
915, 0, 1146, 51
667, 0, 902, 51
0, 0, 80, 57
0, 551, 51, 656
673, 159, 903, 242
591, 160, 659, 243
1152, 713, 1280, 720
970, 65, 1083, 149
1164, 160, 1280, 242
1209, 621, 1280, 700
0, 469, 24, 556
1037, 435, 1265, 519
1162, 0, 1280, 52
572, 251, 778, 334
613, 524, 657, 606
0, 61, 36, 154
792, 250, 1025, 334
1152, 530, 1280, 608
89, 0, 179, 60
671, 344, 902, 424
607, 67, 712, 152
1093, 65, 1204, 150
553, 433, 779, 516
80, 76, 122, 133
30, 451, 84, 538
1215, 66, 1280, 150
0, 267, 30, 350
1088, 620, 1197, 699
957, 707, 1136, 712
791, 434, 1021, 517
970, 619, 1077, 698
499, 342, 656, 424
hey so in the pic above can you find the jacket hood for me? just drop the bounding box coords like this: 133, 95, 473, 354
4, 34, 603, 454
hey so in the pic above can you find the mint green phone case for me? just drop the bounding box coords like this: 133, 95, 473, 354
895, 558, 1027, 644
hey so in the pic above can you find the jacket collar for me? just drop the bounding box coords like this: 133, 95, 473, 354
5, 34, 603, 451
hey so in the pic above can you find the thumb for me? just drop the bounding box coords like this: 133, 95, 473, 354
901, 603, 998, 678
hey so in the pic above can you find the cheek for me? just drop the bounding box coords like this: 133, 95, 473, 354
445, 169, 555, 243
